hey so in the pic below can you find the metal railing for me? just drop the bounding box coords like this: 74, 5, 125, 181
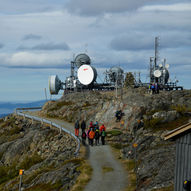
15, 108, 80, 156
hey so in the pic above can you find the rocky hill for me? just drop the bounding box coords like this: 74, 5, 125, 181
40, 88, 191, 190
0, 115, 79, 191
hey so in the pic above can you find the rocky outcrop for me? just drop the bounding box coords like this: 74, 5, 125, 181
31, 88, 191, 190
0, 115, 79, 191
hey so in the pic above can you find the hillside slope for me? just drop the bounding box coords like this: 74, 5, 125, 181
40, 88, 191, 190
0, 115, 79, 191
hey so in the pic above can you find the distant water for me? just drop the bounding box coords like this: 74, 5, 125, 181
0, 100, 47, 117
0, 113, 10, 118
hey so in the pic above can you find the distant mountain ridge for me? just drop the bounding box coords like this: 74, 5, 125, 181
0, 100, 47, 115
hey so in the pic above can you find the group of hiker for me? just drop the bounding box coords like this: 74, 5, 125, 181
149, 83, 159, 94
74, 120, 106, 146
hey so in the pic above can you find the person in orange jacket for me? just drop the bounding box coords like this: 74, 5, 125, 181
100, 124, 106, 132
89, 128, 95, 146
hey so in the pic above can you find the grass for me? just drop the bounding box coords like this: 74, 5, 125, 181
70, 145, 93, 191
107, 129, 122, 136
111, 143, 123, 150
19, 152, 43, 170
151, 184, 174, 191
102, 166, 114, 173
144, 116, 190, 132
25, 181, 63, 191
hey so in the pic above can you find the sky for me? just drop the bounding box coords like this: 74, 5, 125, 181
0, 0, 190, 102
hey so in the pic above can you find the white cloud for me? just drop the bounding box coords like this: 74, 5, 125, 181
0, 52, 72, 68
140, 3, 191, 12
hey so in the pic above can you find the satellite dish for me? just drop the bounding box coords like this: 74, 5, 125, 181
49, 75, 62, 95
154, 70, 162, 78
74, 53, 91, 68
77, 65, 97, 85
159, 64, 163, 68
165, 64, 169, 69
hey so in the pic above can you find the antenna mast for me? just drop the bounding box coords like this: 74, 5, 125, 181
154, 37, 159, 68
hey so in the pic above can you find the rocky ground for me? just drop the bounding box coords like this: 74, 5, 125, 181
41, 88, 191, 191
0, 115, 80, 191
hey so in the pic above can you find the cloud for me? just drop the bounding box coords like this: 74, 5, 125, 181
110, 32, 191, 51
22, 34, 42, 40
18, 42, 70, 51
65, 0, 166, 16
0, 52, 72, 69
0, 43, 4, 49
0, 0, 63, 14
140, 3, 191, 12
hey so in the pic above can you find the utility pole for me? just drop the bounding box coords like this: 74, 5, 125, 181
44, 88, 47, 101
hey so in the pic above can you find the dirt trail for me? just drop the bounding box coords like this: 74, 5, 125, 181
24, 111, 128, 191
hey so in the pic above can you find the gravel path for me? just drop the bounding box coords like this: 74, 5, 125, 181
84, 145, 127, 191
24, 111, 128, 191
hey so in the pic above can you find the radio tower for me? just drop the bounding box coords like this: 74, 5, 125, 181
154, 37, 160, 69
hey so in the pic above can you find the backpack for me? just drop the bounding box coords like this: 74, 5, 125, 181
89, 131, 95, 139
82, 132, 86, 139
101, 130, 106, 137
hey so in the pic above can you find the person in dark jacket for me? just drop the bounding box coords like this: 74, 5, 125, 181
81, 120, 86, 133
101, 129, 106, 145
74, 120, 80, 137
95, 129, 100, 145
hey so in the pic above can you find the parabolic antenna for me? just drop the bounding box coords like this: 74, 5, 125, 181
154, 70, 162, 78
77, 65, 97, 85
165, 64, 169, 69
49, 75, 61, 95
74, 53, 91, 68
159, 64, 163, 68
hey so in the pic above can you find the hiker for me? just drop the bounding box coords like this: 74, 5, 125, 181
101, 129, 106, 145
115, 110, 122, 122
94, 121, 99, 131
89, 121, 93, 128
74, 120, 80, 137
151, 83, 155, 94
100, 124, 106, 132
95, 129, 100, 145
81, 120, 86, 132
155, 83, 159, 94
81, 131, 87, 145
89, 128, 95, 146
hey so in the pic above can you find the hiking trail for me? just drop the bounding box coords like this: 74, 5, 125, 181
24, 111, 128, 191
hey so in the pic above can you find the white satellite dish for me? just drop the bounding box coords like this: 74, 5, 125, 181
154, 70, 162, 78
77, 65, 97, 85
159, 64, 163, 68
165, 64, 169, 69
49, 75, 61, 95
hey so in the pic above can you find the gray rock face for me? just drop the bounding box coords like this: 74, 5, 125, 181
0, 115, 79, 190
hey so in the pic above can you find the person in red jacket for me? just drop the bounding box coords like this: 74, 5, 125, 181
100, 124, 106, 132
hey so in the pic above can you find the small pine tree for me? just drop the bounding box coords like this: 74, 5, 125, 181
124, 72, 135, 87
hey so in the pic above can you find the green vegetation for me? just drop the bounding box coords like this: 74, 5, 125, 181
144, 116, 190, 132
25, 181, 63, 191
124, 72, 135, 87
70, 145, 93, 191
144, 118, 164, 129
20, 152, 43, 170
151, 184, 174, 191
107, 129, 122, 136
171, 105, 187, 115
102, 166, 114, 173
111, 143, 123, 150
